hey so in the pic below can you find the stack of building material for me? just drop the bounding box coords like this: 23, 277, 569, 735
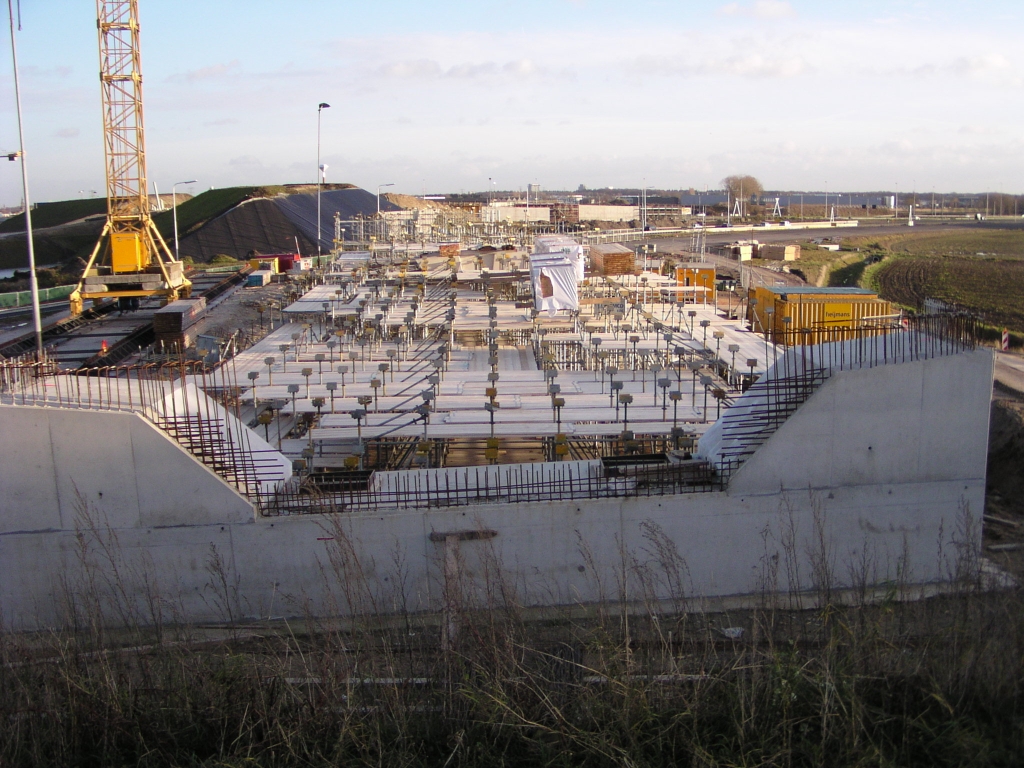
760, 243, 801, 261
154, 297, 207, 352
717, 242, 757, 261
590, 243, 636, 275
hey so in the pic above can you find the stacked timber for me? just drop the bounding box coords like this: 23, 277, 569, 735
154, 297, 207, 352
590, 243, 636, 276
760, 243, 801, 261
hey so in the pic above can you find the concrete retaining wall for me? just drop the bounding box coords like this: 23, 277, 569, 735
0, 349, 992, 631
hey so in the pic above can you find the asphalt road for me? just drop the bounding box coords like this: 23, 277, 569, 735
995, 351, 1024, 395
655, 218, 978, 252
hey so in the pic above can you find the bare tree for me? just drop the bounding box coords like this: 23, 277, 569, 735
721, 175, 764, 200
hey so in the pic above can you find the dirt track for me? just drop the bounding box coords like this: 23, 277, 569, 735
985, 388, 1024, 578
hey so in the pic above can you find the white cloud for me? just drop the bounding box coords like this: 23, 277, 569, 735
376, 57, 553, 82
54, 127, 79, 139
870, 51, 1023, 88
949, 54, 1022, 86
171, 60, 241, 83
697, 52, 807, 78
23, 65, 73, 79
630, 50, 808, 79
377, 59, 442, 78
718, 1, 795, 19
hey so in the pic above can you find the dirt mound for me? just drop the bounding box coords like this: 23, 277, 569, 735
988, 399, 1024, 515
178, 198, 318, 262
384, 193, 446, 211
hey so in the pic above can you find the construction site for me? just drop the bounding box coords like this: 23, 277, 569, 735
6, 2, 1024, 764
0, 220, 996, 629
0, 1, 1003, 635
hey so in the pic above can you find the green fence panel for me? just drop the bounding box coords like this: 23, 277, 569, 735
0, 284, 75, 308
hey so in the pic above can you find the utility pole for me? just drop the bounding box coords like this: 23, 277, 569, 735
6, 0, 42, 358
317, 101, 330, 259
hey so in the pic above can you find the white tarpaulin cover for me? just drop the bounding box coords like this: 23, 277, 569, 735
529, 254, 579, 316
534, 235, 585, 281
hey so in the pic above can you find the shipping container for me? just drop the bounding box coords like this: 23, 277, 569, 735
248, 257, 281, 273
675, 264, 716, 304
747, 286, 896, 345
246, 270, 272, 287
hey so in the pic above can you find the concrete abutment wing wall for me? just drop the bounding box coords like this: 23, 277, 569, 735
0, 349, 993, 631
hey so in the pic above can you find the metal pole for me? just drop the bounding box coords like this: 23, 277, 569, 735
172, 179, 196, 262
317, 102, 330, 259
7, 0, 42, 359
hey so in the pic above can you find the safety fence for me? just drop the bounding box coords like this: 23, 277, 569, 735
0, 284, 75, 309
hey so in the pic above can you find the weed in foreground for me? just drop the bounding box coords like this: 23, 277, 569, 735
1, 503, 1022, 766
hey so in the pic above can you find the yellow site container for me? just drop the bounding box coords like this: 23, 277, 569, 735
249, 257, 281, 274
748, 286, 896, 345
110, 232, 149, 273
676, 264, 716, 304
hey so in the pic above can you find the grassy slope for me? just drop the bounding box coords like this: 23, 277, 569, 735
851, 229, 1024, 333
0, 199, 107, 234
761, 228, 1024, 336
845, 228, 1024, 259
151, 185, 285, 241
0, 187, 285, 270
0, 231, 99, 270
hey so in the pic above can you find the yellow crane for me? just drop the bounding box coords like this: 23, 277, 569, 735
69, 0, 190, 316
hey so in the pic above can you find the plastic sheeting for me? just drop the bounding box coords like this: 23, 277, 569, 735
534, 235, 585, 281
529, 254, 578, 316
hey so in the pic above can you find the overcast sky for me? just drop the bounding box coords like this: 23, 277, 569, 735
2, 0, 1022, 205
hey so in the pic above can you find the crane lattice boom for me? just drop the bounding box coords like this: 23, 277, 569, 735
69, 0, 190, 317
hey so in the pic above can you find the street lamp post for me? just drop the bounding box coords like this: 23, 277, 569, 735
172, 179, 196, 262
316, 102, 331, 259
376, 183, 394, 217
7, 1, 42, 358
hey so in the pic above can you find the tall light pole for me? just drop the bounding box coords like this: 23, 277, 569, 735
172, 179, 196, 262
7, 0, 42, 359
317, 102, 330, 259
376, 183, 394, 216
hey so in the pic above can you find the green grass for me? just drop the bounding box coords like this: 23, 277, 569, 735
875, 256, 1024, 331
0, 198, 107, 234
0, 231, 100, 270
837, 228, 1024, 332
0, 187, 286, 270
844, 228, 1024, 259
151, 185, 286, 241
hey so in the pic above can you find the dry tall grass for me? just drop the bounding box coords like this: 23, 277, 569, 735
1, 500, 1021, 766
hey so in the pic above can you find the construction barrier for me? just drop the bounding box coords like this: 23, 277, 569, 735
0, 284, 75, 309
